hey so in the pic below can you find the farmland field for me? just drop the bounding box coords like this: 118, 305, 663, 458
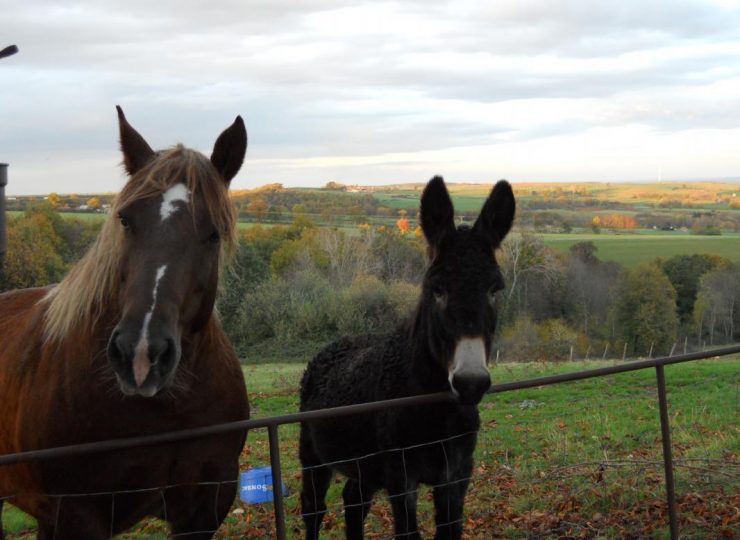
6, 210, 105, 222
541, 232, 740, 266
7, 209, 740, 266
3, 358, 738, 538
371, 181, 740, 210
8, 206, 740, 267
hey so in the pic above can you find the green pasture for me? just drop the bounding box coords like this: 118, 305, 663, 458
4, 358, 737, 538
541, 233, 740, 266
6, 210, 105, 222
373, 190, 487, 212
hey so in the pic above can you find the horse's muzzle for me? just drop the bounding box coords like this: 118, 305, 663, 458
107, 323, 180, 397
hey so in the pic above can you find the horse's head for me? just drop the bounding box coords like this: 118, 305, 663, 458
418, 176, 515, 406
106, 107, 246, 397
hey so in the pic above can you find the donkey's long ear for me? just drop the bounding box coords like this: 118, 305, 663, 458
420, 176, 455, 253
473, 180, 515, 247
211, 116, 247, 185
117, 106, 155, 176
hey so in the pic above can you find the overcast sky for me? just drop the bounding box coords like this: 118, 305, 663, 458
2, 0, 740, 195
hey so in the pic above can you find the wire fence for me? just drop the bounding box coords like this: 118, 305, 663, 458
1, 345, 738, 539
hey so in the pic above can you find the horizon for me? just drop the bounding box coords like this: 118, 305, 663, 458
6, 177, 740, 199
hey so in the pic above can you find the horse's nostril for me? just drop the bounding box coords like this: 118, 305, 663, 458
151, 337, 177, 369
108, 330, 131, 364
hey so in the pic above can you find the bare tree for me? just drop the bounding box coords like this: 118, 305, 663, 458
319, 228, 378, 287
499, 233, 562, 323
695, 266, 740, 344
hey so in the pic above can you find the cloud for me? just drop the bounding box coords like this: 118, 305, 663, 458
2, 0, 740, 193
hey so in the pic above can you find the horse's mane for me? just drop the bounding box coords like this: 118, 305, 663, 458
42, 145, 237, 342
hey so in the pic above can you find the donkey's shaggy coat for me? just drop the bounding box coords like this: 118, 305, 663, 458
300, 177, 515, 539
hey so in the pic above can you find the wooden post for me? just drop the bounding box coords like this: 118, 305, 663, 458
602, 343, 609, 360
648, 341, 654, 359
569, 345, 573, 362
622, 342, 627, 361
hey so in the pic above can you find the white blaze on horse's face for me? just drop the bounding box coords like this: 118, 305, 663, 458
160, 183, 190, 221
129, 184, 191, 394
132, 264, 167, 394
448, 337, 491, 405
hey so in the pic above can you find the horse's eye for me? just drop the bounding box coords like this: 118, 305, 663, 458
432, 287, 447, 307
118, 214, 130, 230
208, 231, 220, 244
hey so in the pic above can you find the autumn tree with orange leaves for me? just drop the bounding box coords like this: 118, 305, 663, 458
396, 217, 410, 234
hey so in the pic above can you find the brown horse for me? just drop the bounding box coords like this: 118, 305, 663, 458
0, 107, 249, 539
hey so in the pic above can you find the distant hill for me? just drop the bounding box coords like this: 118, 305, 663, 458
6, 181, 739, 232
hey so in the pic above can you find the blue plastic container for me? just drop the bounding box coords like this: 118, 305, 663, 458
239, 467, 288, 504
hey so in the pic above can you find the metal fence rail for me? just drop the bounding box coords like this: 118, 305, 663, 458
2, 344, 739, 539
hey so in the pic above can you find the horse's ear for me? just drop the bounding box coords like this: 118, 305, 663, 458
420, 176, 455, 254
473, 180, 515, 247
116, 106, 155, 176
211, 116, 247, 185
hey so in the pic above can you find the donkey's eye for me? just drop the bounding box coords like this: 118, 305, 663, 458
488, 285, 502, 306
208, 231, 220, 244
118, 214, 130, 230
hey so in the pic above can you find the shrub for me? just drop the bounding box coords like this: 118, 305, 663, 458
536, 319, 579, 359
335, 276, 399, 335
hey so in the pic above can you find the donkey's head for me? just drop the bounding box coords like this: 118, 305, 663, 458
106, 107, 246, 397
418, 176, 515, 405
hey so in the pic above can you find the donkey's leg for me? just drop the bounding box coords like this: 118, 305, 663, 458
431, 480, 470, 540
387, 479, 421, 540
300, 464, 331, 540
300, 427, 332, 540
342, 479, 376, 540
0, 499, 4, 540
432, 456, 472, 540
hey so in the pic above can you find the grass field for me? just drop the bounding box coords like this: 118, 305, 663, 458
371, 181, 740, 210
3, 358, 738, 538
541, 232, 740, 266
6, 210, 106, 222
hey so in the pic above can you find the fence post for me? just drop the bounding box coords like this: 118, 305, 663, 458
268, 424, 287, 540
655, 365, 679, 540
0, 45, 19, 266
0, 163, 7, 265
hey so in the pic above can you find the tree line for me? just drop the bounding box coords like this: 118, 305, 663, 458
2, 203, 738, 362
